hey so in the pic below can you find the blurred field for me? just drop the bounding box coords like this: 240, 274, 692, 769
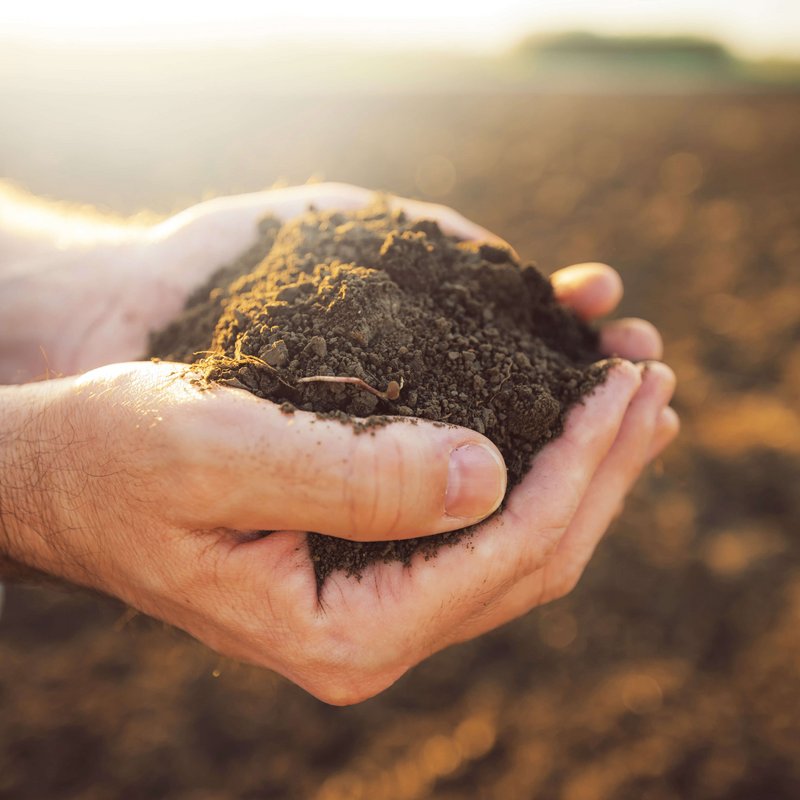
1, 90, 799, 799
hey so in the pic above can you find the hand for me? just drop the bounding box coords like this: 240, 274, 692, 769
0, 184, 677, 703
0, 286, 676, 706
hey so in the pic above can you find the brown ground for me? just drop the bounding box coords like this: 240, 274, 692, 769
1, 93, 799, 799
149, 204, 605, 583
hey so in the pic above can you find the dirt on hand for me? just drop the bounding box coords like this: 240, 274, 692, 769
150, 202, 606, 584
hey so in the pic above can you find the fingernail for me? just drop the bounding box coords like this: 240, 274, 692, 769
446, 444, 507, 519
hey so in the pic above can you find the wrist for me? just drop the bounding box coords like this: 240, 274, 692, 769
0, 379, 75, 582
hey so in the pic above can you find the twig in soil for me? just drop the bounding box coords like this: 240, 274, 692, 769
490, 362, 514, 402
297, 375, 404, 401
192, 351, 299, 393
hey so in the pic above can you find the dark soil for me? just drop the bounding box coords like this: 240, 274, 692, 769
150, 204, 605, 583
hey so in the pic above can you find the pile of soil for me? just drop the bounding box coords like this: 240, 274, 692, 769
150, 203, 606, 583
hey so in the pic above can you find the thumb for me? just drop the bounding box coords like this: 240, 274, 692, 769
177, 386, 507, 541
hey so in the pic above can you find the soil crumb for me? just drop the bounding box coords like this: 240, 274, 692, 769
150, 201, 607, 585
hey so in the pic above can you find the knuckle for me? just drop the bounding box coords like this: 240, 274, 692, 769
343, 437, 382, 537
535, 524, 569, 561
511, 522, 568, 580
544, 566, 582, 604
559, 569, 582, 598
309, 671, 394, 706
299, 638, 401, 706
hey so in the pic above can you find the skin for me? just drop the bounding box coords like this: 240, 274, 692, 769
0, 183, 678, 705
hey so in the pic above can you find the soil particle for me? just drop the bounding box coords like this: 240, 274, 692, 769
150, 202, 607, 585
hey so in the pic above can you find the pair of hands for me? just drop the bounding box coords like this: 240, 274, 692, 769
0, 184, 677, 704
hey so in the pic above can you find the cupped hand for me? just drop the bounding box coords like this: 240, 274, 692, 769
1, 183, 678, 703
2, 278, 676, 707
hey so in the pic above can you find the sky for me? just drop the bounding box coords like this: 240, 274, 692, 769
1, 0, 799, 59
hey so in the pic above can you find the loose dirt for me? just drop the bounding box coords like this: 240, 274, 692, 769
150, 203, 605, 583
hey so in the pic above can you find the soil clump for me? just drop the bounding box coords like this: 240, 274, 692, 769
150, 203, 606, 584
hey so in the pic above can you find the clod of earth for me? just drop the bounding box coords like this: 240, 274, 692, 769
150, 201, 608, 586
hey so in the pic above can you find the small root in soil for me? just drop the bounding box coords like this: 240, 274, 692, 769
297, 375, 403, 401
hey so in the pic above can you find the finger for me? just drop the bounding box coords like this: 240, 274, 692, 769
146, 183, 374, 276
312, 360, 641, 655
550, 263, 623, 320
385, 195, 518, 256
247, 182, 375, 221
153, 183, 373, 235
460, 362, 676, 638
387, 196, 495, 240
171, 387, 507, 541
155, 182, 500, 247
599, 318, 664, 361
149, 183, 516, 283
501, 360, 641, 556
534, 361, 675, 595
646, 405, 680, 462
